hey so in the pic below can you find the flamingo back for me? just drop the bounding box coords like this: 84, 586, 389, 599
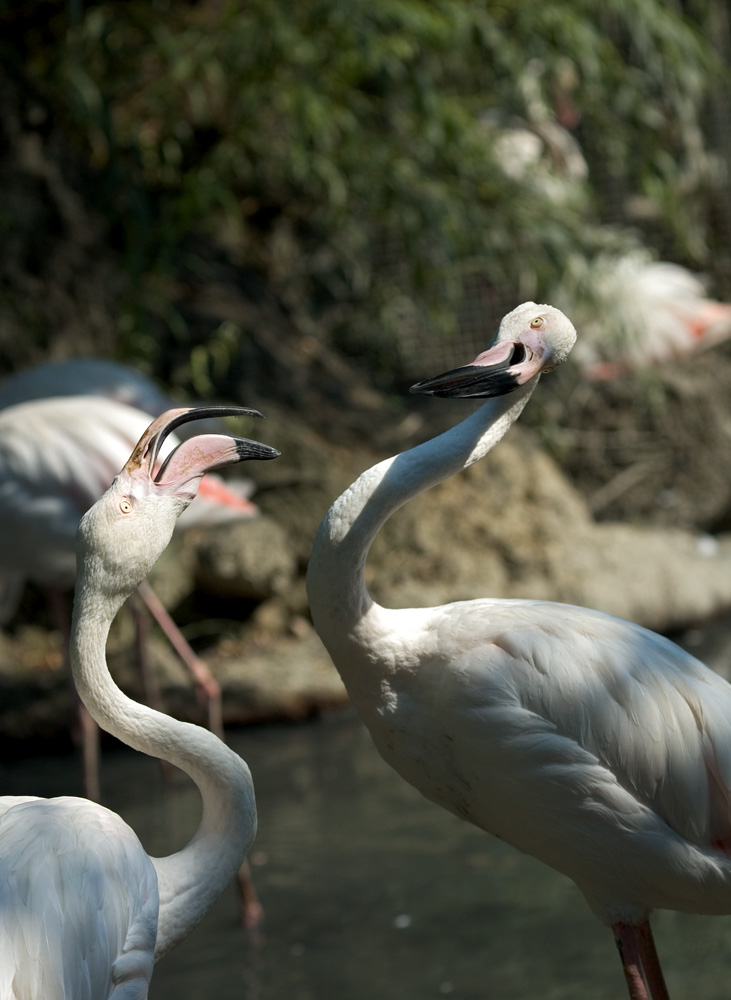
0, 796, 158, 1000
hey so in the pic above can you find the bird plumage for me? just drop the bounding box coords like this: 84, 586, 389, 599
0, 797, 157, 1000
567, 252, 731, 379
358, 599, 731, 917
0, 406, 278, 998
0, 391, 258, 605
0, 397, 155, 594
0, 358, 173, 415
307, 301, 731, 998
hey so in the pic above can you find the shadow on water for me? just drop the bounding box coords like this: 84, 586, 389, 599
1, 706, 731, 999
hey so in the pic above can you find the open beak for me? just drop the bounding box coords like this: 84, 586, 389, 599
124, 406, 280, 498
409, 338, 548, 398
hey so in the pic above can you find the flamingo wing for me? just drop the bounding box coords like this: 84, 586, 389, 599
0, 797, 158, 1000
448, 601, 731, 849
0, 359, 172, 415
373, 600, 731, 855
0, 398, 153, 588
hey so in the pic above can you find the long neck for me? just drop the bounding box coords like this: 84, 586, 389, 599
69, 579, 257, 961
307, 381, 537, 642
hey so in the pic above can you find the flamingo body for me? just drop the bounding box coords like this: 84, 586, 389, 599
0, 393, 258, 603
0, 355, 259, 604
0, 797, 157, 1000
0, 397, 154, 595
0, 406, 277, 998
0, 358, 172, 414
307, 301, 730, 997
571, 253, 731, 379
350, 598, 731, 923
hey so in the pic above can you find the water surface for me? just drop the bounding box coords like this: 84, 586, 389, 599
2, 707, 730, 999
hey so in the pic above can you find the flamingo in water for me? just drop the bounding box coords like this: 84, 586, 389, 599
306, 300, 731, 1000
0, 404, 278, 998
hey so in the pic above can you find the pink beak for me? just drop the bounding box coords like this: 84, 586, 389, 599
123, 406, 279, 499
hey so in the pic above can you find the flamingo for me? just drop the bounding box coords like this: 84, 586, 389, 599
0, 404, 278, 999
567, 252, 731, 380
0, 388, 256, 793
0, 392, 267, 928
306, 300, 731, 1000
0, 357, 176, 413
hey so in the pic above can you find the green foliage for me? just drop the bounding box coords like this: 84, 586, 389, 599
17, 0, 725, 377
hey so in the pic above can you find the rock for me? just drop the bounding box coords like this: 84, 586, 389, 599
193, 516, 297, 600
212, 628, 347, 724
7, 389, 731, 744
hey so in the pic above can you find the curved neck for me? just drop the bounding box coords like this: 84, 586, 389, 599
307, 381, 537, 639
69, 581, 257, 961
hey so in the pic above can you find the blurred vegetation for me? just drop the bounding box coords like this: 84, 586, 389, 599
0, 0, 729, 388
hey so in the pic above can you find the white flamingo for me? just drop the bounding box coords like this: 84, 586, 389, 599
0, 405, 278, 999
0, 357, 175, 413
0, 394, 267, 926
0, 391, 255, 790
307, 300, 731, 1000
568, 252, 731, 380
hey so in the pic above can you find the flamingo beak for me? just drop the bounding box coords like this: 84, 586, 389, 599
409, 338, 548, 398
123, 406, 280, 499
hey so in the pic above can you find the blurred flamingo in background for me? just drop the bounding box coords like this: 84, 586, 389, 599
0, 360, 259, 784
565, 252, 731, 380
0, 395, 238, 758
0, 405, 275, 999
0, 378, 267, 929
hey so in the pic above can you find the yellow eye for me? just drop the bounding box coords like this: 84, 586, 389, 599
530, 317, 544, 329
120, 499, 132, 514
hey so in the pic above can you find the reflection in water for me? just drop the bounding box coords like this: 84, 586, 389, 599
1, 706, 731, 998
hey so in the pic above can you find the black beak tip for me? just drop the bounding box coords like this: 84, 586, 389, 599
235, 438, 281, 462
409, 379, 435, 396
408, 365, 521, 399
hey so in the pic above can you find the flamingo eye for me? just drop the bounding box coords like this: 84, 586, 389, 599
120, 499, 132, 514
530, 317, 544, 329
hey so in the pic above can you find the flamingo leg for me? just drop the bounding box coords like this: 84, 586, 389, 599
637, 921, 670, 1000
237, 860, 265, 936
78, 703, 101, 802
136, 579, 223, 739
613, 923, 650, 1000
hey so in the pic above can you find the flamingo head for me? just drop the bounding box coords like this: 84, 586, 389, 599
76, 406, 280, 597
409, 302, 577, 398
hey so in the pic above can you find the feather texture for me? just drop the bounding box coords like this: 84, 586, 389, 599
0, 798, 157, 1000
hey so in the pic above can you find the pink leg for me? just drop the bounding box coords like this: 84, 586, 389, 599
637, 921, 670, 1000
613, 923, 650, 1000
136, 579, 223, 738
79, 704, 101, 802
237, 860, 265, 936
